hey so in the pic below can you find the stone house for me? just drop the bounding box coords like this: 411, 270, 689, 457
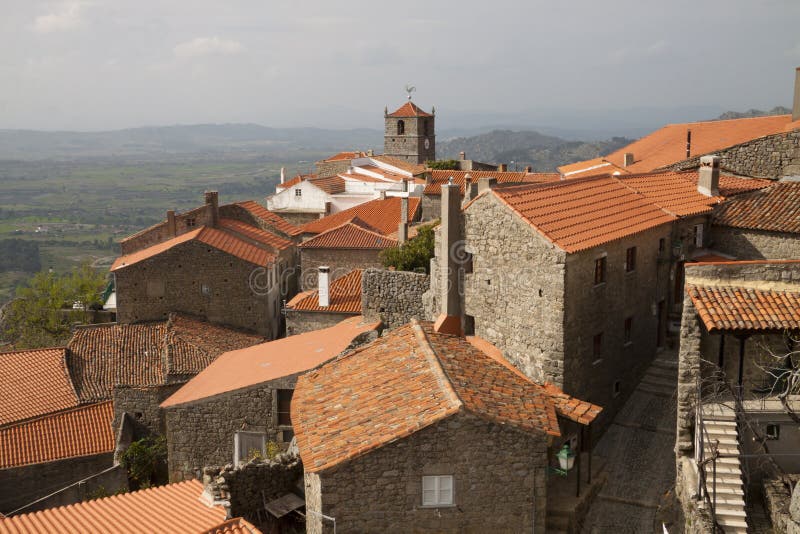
293, 319, 600, 533
113, 192, 296, 339
426, 164, 767, 431
711, 181, 800, 260
161, 316, 380, 482
285, 269, 363, 335
675, 260, 800, 533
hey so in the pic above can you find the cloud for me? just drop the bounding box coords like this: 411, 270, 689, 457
173, 37, 245, 59
32, 1, 88, 34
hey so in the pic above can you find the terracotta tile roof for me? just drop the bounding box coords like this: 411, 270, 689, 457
0, 348, 78, 427
341, 165, 410, 182
564, 115, 794, 175
200, 518, 262, 534
298, 196, 421, 236
218, 218, 292, 250
490, 176, 677, 253
713, 181, 800, 234
0, 480, 229, 533
287, 269, 363, 313
293, 321, 600, 473
235, 200, 301, 237
370, 155, 428, 176
162, 316, 379, 408
111, 225, 276, 271
307, 175, 346, 195
424, 170, 560, 195
276, 174, 307, 189
0, 401, 114, 469
319, 151, 365, 162
67, 314, 264, 403
559, 158, 629, 178
387, 101, 432, 118
540, 384, 604, 425
688, 284, 800, 332
298, 220, 397, 250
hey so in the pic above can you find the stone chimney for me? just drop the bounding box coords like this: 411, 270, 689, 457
204, 191, 219, 227
318, 266, 330, 307
623, 153, 634, 167
459, 151, 466, 161
433, 179, 463, 336
697, 155, 721, 197
793, 66, 800, 122
463, 174, 478, 202
398, 180, 409, 244
367, 149, 374, 157
498, 163, 508, 172
280, 167, 285, 185
477, 176, 497, 194
166, 210, 177, 237
524, 166, 532, 173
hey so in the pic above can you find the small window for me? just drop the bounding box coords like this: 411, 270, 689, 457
397, 120, 405, 135
201, 284, 211, 296
613, 380, 621, 397
234, 431, 266, 466
281, 429, 295, 443
422, 475, 453, 507
658, 238, 666, 255
186, 218, 196, 227
593, 333, 603, 359
594, 257, 607, 285
625, 247, 636, 272
295, 189, 302, 197
766, 424, 780, 440
624, 317, 633, 345
277, 389, 293, 426
693, 224, 704, 247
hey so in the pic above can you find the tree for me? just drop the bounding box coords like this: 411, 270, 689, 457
380, 222, 437, 274
1, 262, 107, 349
426, 160, 460, 170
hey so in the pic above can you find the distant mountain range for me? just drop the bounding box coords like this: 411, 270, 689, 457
715, 106, 791, 121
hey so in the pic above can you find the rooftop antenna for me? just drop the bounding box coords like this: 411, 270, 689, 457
404, 84, 416, 101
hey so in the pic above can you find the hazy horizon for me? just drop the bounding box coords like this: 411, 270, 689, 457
1, 0, 798, 132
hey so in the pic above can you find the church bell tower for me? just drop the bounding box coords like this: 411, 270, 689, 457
383, 90, 435, 164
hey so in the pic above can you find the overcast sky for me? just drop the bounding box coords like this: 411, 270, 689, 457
1, 0, 799, 131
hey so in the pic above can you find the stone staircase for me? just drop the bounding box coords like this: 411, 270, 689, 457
637, 355, 677, 398
699, 405, 748, 533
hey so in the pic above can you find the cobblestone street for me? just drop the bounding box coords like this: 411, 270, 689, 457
581, 350, 678, 533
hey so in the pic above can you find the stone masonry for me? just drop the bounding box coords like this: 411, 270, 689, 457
112, 384, 184, 438
712, 225, 800, 260
285, 310, 355, 335
300, 248, 383, 291
361, 268, 429, 329
304, 412, 548, 534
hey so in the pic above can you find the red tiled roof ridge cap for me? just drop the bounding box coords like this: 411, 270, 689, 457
1, 399, 113, 431
410, 320, 464, 412
0, 345, 65, 356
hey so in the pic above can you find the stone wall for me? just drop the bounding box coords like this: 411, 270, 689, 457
665, 129, 800, 178
384, 115, 435, 164
164, 378, 295, 482
278, 212, 322, 226
421, 194, 441, 221
361, 268, 429, 329
299, 248, 383, 291
674, 457, 716, 534
115, 240, 282, 338
763, 475, 800, 534
203, 454, 303, 520
676, 291, 702, 455
0, 454, 126, 515
305, 412, 548, 534
112, 384, 184, 438
285, 310, 356, 335
711, 225, 800, 260
316, 160, 352, 178
121, 205, 214, 254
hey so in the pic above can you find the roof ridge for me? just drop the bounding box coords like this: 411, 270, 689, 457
0, 346, 65, 356
612, 174, 685, 218
409, 321, 463, 412
2, 399, 113, 428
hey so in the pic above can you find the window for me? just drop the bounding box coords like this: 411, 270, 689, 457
186, 218, 196, 227
593, 333, 603, 359
624, 317, 633, 345
625, 247, 636, 272
281, 429, 295, 443
277, 389, 293, 426
234, 431, 266, 466
397, 120, 405, 135
693, 224, 704, 247
658, 238, 666, 256
422, 475, 453, 507
594, 257, 607, 285
295, 189, 302, 197
201, 284, 211, 296
613, 380, 621, 397
766, 424, 780, 440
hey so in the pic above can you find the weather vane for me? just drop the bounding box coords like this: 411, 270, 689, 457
404, 84, 416, 101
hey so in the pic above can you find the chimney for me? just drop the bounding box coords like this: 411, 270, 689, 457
317, 266, 330, 307
793, 66, 800, 122
524, 165, 532, 173
434, 179, 463, 336
697, 155, 721, 197
367, 149, 374, 157
166, 210, 177, 237
280, 167, 285, 185
379, 190, 387, 200
623, 153, 634, 167
498, 163, 508, 172
477, 176, 497, 194
686, 129, 692, 159
204, 191, 219, 227
398, 180, 409, 244
459, 151, 466, 161
463, 174, 478, 202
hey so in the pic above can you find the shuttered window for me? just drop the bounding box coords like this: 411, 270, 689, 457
422, 475, 454, 506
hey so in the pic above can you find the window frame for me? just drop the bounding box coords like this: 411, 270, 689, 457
625, 246, 637, 273
593, 332, 603, 359
233, 430, 267, 467
693, 224, 704, 248
295, 188, 303, 197
421, 475, 454, 507
594, 257, 607, 285
276, 389, 293, 427
624, 317, 633, 345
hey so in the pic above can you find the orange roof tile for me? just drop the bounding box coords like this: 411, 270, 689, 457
111, 226, 275, 271
0, 348, 78, 427
299, 196, 421, 236
276, 174, 307, 190
0, 401, 114, 469
307, 175, 346, 195
298, 220, 397, 250
68, 314, 264, 403
161, 316, 380, 408
489, 176, 677, 253
319, 151, 366, 162
200, 518, 262, 534
559, 158, 629, 178
235, 200, 301, 237
387, 101, 432, 118
293, 321, 587, 473
713, 181, 800, 234
218, 218, 292, 251
565, 115, 794, 175
0, 480, 230, 533
287, 269, 363, 313
424, 170, 560, 195
688, 284, 800, 332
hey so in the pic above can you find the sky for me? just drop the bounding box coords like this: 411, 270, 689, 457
1, 0, 799, 131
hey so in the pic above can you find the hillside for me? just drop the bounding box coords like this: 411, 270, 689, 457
715, 106, 790, 121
